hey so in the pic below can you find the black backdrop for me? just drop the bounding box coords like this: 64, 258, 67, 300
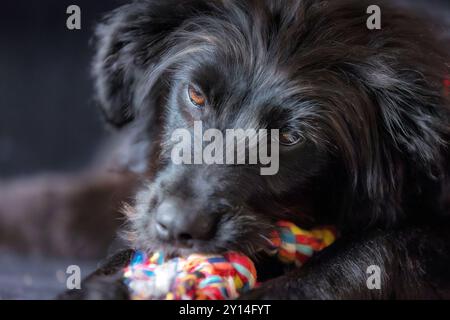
0, 1, 126, 178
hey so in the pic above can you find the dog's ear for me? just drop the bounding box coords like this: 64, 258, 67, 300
92, 0, 215, 128
327, 4, 450, 229
92, 2, 148, 128
359, 55, 449, 227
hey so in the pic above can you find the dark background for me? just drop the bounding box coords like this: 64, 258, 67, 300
0, 0, 126, 178
0, 0, 128, 299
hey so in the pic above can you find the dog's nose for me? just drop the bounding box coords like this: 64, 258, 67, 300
155, 199, 216, 244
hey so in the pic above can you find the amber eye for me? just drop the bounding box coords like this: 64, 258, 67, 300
187, 84, 206, 108
279, 130, 304, 146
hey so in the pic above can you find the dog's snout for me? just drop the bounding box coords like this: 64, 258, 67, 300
155, 198, 217, 244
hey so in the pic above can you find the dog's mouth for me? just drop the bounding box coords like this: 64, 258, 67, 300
145, 241, 229, 259
143, 236, 274, 262
122, 188, 287, 259
125, 208, 276, 259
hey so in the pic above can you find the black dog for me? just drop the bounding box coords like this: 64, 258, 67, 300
61, 0, 450, 299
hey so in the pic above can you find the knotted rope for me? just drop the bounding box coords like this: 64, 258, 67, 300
123, 221, 336, 300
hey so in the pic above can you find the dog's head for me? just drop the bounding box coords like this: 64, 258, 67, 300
93, 0, 450, 257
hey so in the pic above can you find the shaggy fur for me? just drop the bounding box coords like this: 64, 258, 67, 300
62, 0, 450, 299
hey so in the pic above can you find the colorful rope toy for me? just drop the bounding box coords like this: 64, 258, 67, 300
123, 221, 336, 300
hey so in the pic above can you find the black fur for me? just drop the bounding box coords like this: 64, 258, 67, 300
65, 0, 450, 299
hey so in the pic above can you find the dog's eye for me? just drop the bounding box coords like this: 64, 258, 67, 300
279, 130, 304, 146
187, 85, 206, 109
